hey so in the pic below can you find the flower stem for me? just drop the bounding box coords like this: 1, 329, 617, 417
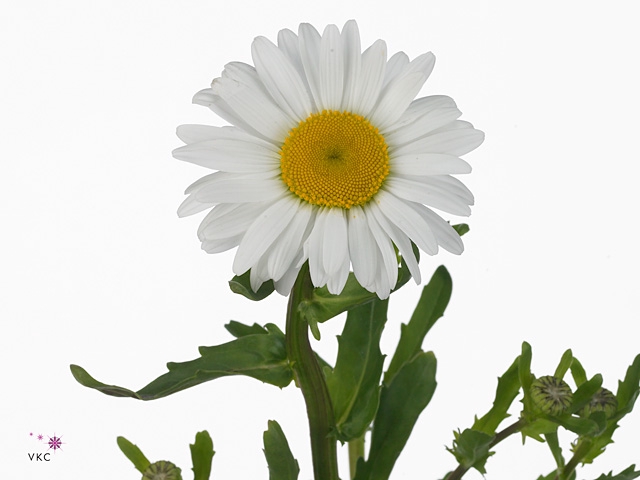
286, 263, 339, 480
444, 419, 526, 480
348, 434, 365, 479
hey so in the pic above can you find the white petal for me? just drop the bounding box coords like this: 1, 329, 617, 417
340, 20, 362, 112
252, 36, 312, 121
298, 23, 323, 111
274, 253, 303, 295
173, 138, 279, 172
424, 174, 475, 203
385, 107, 462, 147
385, 175, 472, 216
193, 88, 271, 142
195, 172, 286, 204
365, 208, 398, 291
395, 127, 485, 157
347, 205, 377, 289
367, 202, 421, 283
383, 51, 409, 87
197, 203, 242, 240
350, 39, 387, 117
202, 234, 243, 254
319, 24, 344, 110
199, 202, 268, 241
327, 252, 350, 295
278, 28, 317, 111
306, 208, 329, 287
391, 153, 471, 176
411, 204, 464, 254
391, 95, 458, 131
368, 72, 426, 131
250, 255, 270, 292
211, 67, 292, 142
322, 208, 348, 276
267, 202, 314, 281
375, 190, 439, 255
233, 196, 300, 274
177, 194, 214, 218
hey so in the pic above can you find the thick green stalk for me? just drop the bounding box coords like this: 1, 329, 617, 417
286, 263, 339, 480
348, 435, 365, 479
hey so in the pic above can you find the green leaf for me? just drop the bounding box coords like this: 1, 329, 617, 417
473, 357, 521, 435
554, 349, 573, 380
519, 342, 534, 393
225, 320, 268, 338
568, 374, 603, 415
229, 270, 275, 301
592, 465, 640, 480
520, 418, 560, 440
552, 414, 600, 437
384, 266, 452, 384
71, 324, 292, 400
446, 429, 494, 474
190, 431, 214, 480
451, 223, 470, 236
298, 254, 415, 325
570, 357, 588, 386
616, 354, 640, 414
263, 420, 299, 480
355, 351, 437, 480
116, 436, 151, 473
326, 298, 387, 442
544, 431, 564, 469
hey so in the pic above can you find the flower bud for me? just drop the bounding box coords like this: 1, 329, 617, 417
142, 460, 182, 480
580, 387, 618, 418
530, 376, 573, 416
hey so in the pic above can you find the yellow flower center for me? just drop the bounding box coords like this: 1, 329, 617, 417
280, 110, 390, 209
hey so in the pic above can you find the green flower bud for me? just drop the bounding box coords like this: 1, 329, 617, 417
142, 461, 182, 480
530, 376, 573, 416
580, 387, 618, 418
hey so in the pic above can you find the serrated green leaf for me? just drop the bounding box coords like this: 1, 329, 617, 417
473, 357, 521, 435
326, 298, 387, 442
190, 431, 214, 480
554, 349, 573, 380
520, 418, 559, 440
519, 342, 533, 393
552, 414, 600, 436
225, 320, 268, 338
451, 223, 470, 236
592, 465, 640, 480
447, 429, 494, 474
297, 254, 415, 325
570, 357, 588, 386
116, 436, 151, 473
568, 374, 603, 415
544, 431, 565, 469
616, 354, 640, 414
263, 420, 299, 480
71, 325, 292, 400
536, 471, 576, 480
229, 270, 275, 301
384, 266, 452, 384
355, 352, 437, 480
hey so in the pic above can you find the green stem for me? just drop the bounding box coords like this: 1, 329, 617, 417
444, 419, 526, 480
348, 434, 365, 479
286, 263, 339, 480
559, 438, 592, 480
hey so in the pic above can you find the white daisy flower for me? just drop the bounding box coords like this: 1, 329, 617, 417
173, 20, 483, 299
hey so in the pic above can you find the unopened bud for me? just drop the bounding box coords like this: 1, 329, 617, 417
580, 387, 618, 418
530, 376, 573, 416
142, 461, 182, 480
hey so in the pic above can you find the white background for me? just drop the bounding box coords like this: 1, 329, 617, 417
2, 1, 639, 479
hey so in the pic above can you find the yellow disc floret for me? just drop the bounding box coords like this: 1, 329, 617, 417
280, 110, 390, 209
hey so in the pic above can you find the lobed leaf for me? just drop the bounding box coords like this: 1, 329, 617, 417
446, 429, 494, 474
116, 436, 151, 473
592, 465, 640, 480
71, 324, 292, 400
326, 298, 387, 442
384, 266, 452, 384
355, 351, 437, 480
225, 320, 268, 338
190, 431, 214, 480
229, 270, 275, 301
263, 420, 299, 480
473, 356, 521, 435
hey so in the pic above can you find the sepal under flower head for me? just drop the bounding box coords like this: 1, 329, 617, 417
530, 376, 573, 416
174, 20, 483, 299
142, 460, 182, 480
